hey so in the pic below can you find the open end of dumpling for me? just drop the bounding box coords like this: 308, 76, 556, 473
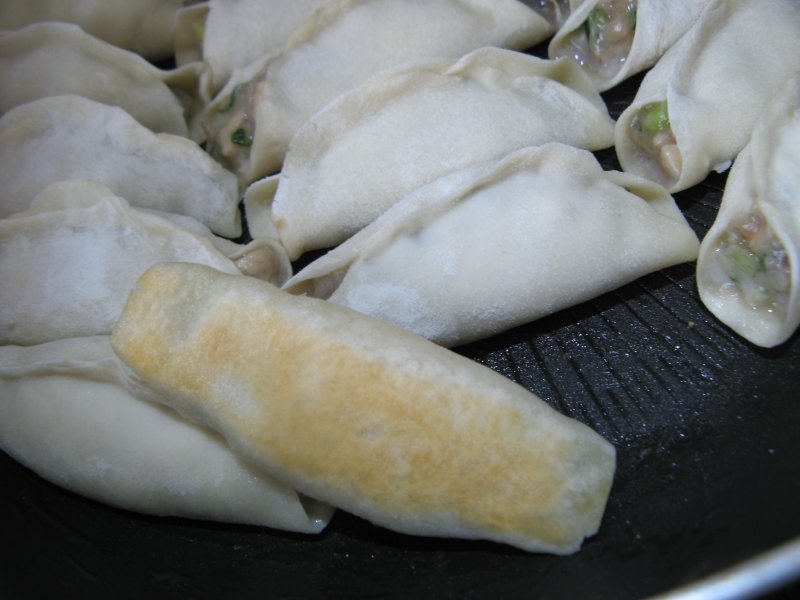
553, 0, 636, 80
703, 210, 792, 320
204, 79, 261, 182
528, 0, 572, 28
627, 99, 682, 185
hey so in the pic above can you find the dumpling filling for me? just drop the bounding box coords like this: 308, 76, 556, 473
706, 211, 791, 316
529, 0, 571, 27
204, 80, 260, 178
555, 0, 636, 78
628, 100, 683, 183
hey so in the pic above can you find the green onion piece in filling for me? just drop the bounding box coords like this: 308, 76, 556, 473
193, 20, 205, 46
230, 127, 253, 147
727, 244, 765, 283
638, 101, 670, 134
218, 85, 240, 114
583, 5, 611, 44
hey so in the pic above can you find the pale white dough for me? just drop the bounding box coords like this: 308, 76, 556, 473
696, 75, 800, 348
0, 336, 334, 531
0, 181, 253, 346
0, 0, 185, 60
257, 47, 615, 259
0, 22, 198, 137
283, 143, 700, 346
614, 0, 800, 193
0, 95, 241, 237
175, 0, 339, 99
203, 0, 555, 184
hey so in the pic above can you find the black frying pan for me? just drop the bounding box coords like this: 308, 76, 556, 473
3, 34, 800, 600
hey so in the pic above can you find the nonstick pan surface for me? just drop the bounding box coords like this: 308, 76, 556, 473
3, 40, 800, 600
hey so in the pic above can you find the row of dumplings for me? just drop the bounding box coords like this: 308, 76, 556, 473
0, 0, 798, 552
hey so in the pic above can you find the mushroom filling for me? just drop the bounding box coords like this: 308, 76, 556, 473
709, 211, 791, 316
530, 0, 571, 28
556, 0, 636, 78
628, 100, 683, 183
204, 78, 260, 178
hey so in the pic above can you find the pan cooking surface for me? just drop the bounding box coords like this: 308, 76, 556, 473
3, 45, 800, 600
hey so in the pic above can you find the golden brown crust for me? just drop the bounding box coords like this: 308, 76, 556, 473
112, 263, 615, 553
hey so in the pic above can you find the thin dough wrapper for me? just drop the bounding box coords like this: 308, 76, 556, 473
175, 0, 339, 100
0, 180, 288, 346
548, 0, 709, 92
0, 22, 198, 137
284, 144, 700, 347
696, 76, 800, 348
256, 48, 615, 259
614, 0, 800, 193
0, 0, 185, 61
202, 0, 555, 184
0, 95, 240, 237
111, 262, 616, 554
0, 336, 334, 531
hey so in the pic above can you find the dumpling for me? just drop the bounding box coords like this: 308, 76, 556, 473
283, 143, 700, 347
251, 47, 615, 259
0, 22, 198, 137
0, 0, 185, 61
0, 95, 241, 237
548, 0, 709, 92
0, 336, 334, 531
174, 0, 339, 100
111, 262, 616, 554
0, 180, 290, 346
613, 0, 800, 193
696, 75, 800, 348
202, 0, 555, 184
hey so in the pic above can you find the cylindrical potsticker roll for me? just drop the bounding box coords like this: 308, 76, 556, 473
201, 0, 555, 185
696, 75, 800, 348
283, 143, 700, 347
548, 0, 709, 92
613, 0, 800, 194
257, 48, 615, 260
111, 262, 616, 554
0, 336, 334, 532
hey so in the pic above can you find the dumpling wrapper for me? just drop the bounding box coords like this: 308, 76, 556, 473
0, 336, 333, 531
0, 180, 290, 346
111, 262, 616, 554
0, 0, 185, 61
283, 143, 700, 347
0, 95, 241, 237
252, 47, 616, 259
0, 22, 199, 138
202, 0, 555, 184
548, 0, 709, 92
696, 75, 800, 348
174, 0, 339, 100
614, 0, 800, 193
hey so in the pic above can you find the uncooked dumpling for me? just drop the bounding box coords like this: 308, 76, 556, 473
0, 336, 334, 531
